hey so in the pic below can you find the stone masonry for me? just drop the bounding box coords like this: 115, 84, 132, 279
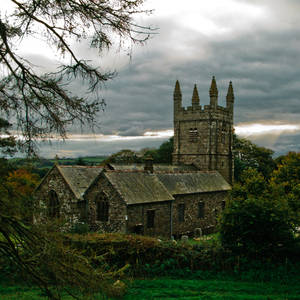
172, 77, 234, 184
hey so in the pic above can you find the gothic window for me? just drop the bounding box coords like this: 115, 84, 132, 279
146, 210, 155, 228
189, 128, 198, 142
96, 192, 109, 222
198, 201, 205, 219
48, 190, 60, 218
178, 203, 185, 222
77, 200, 87, 221
221, 200, 226, 210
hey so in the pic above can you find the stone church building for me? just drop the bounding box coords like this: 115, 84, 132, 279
34, 77, 234, 238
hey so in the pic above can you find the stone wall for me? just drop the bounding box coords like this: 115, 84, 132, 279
84, 173, 127, 233
173, 84, 234, 184
127, 201, 172, 238
172, 191, 227, 236
34, 166, 81, 225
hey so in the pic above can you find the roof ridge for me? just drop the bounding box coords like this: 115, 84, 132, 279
59, 165, 103, 168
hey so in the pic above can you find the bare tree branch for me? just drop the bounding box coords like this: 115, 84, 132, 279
0, 0, 155, 155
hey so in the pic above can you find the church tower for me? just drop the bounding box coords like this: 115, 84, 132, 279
172, 76, 234, 184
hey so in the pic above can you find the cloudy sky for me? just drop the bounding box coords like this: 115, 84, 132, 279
4, 0, 300, 158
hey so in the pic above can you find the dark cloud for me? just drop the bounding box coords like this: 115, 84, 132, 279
17, 0, 300, 157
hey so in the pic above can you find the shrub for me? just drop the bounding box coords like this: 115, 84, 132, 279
219, 196, 295, 257
70, 222, 90, 234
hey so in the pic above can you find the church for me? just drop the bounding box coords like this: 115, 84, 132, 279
34, 77, 234, 238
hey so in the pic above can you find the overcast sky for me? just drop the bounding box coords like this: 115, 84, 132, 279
3, 0, 300, 158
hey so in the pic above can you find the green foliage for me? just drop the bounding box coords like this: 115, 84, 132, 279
102, 149, 143, 164
2, 232, 300, 299
220, 169, 295, 256
2, 275, 300, 300
75, 157, 86, 166
271, 152, 300, 225
102, 137, 174, 165
69, 222, 90, 234
233, 134, 276, 181
220, 197, 294, 256
144, 137, 174, 163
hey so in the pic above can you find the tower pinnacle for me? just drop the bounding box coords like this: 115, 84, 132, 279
192, 84, 200, 106
226, 81, 234, 112
209, 76, 218, 108
209, 76, 218, 97
173, 80, 182, 111
174, 80, 182, 96
226, 81, 234, 101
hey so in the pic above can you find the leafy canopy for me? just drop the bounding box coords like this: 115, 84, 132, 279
219, 168, 295, 257
233, 134, 276, 181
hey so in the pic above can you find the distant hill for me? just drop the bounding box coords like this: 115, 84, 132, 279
9, 156, 108, 178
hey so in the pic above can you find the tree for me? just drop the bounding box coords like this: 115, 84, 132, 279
0, 0, 153, 154
219, 168, 295, 257
156, 136, 173, 163
143, 137, 173, 163
0, 1, 153, 297
6, 168, 39, 222
103, 148, 142, 164
75, 157, 86, 166
271, 152, 300, 225
233, 134, 276, 181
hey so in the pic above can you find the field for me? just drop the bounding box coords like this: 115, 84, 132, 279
1, 277, 300, 299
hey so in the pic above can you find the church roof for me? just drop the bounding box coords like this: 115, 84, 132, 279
57, 165, 103, 199
107, 163, 198, 172
157, 171, 231, 195
104, 171, 174, 205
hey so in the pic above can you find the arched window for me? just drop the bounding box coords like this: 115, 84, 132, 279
96, 192, 109, 222
48, 190, 60, 218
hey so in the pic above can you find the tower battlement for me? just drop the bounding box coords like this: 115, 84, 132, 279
172, 76, 234, 184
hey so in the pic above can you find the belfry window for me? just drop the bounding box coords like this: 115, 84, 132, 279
48, 190, 60, 218
96, 192, 109, 222
189, 128, 198, 142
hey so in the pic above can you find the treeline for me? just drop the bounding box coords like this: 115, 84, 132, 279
8, 155, 108, 178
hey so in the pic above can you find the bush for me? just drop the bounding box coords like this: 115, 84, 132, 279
70, 222, 90, 234
219, 196, 295, 257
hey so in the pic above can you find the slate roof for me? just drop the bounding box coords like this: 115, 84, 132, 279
104, 171, 174, 205
57, 165, 103, 199
157, 171, 231, 195
107, 163, 198, 172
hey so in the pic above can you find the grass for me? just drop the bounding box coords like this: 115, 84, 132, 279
0, 283, 105, 299
0, 284, 46, 300
1, 277, 300, 299
123, 278, 300, 300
